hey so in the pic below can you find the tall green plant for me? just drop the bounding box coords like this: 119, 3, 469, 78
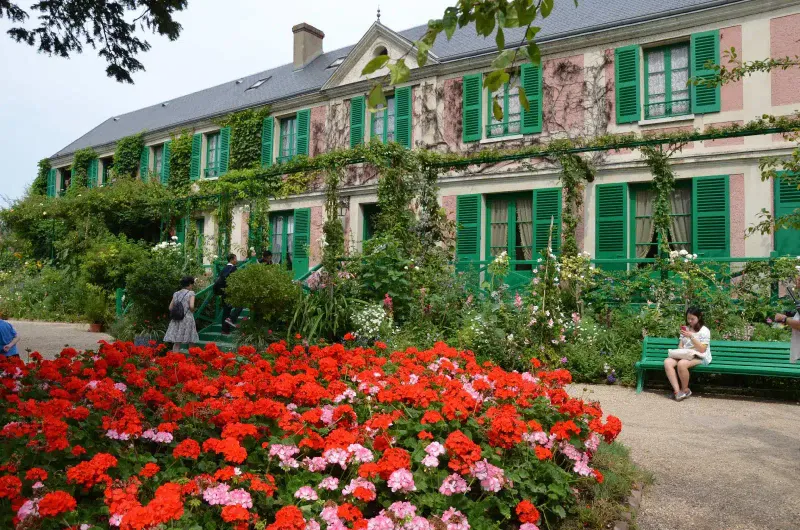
555, 150, 594, 257
168, 130, 193, 192
32, 159, 51, 196
217, 106, 271, 170
68, 148, 98, 191
113, 132, 145, 179
640, 145, 681, 256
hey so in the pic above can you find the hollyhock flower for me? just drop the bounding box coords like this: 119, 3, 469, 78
387, 469, 416, 493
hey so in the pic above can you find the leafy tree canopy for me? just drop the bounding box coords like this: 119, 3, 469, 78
1, 0, 187, 83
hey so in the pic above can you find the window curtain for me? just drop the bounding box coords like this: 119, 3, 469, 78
490, 199, 509, 256
516, 198, 533, 260
669, 187, 692, 251
635, 189, 657, 258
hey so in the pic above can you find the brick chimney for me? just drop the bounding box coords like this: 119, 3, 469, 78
292, 23, 324, 70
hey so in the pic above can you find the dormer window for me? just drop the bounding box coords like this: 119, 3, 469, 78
327, 57, 345, 69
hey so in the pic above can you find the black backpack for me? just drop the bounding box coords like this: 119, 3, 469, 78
170, 291, 189, 321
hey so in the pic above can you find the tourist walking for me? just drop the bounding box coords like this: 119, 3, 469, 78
664, 306, 711, 401
259, 250, 273, 264
215, 253, 242, 334
164, 276, 199, 352
773, 276, 800, 363
0, 315, 20, 358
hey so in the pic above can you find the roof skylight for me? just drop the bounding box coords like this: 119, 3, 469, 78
246, 77, 271, 90
327, 57, 345, 69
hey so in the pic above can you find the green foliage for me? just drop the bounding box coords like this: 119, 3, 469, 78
0, 264, 87, 322
356, 234, 415, 321
289, 283, 364, 343
225, 263, 301, 327
217, 106, 271, 170
113, 132, 145, 179
555, 150, 594, 257
82, 283, 112, 324
67, 147, 97, 191
322, 169, 345, 274
3, 0, 188, 84
31, 158, 50, 196
80, 235, 149, 292
168, 130, 193, 192
640, 145, 680, 256
124, 241, 199, 326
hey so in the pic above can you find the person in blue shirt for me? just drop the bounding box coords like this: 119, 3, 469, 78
0, 318, 20, 357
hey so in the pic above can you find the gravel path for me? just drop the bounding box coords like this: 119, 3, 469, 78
569, 384, 800, 530
8, 320, 113, 361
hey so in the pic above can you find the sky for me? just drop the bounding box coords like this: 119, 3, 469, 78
0, 0, 455, 203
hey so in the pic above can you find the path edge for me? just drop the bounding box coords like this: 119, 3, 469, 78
613, 481, 644, 530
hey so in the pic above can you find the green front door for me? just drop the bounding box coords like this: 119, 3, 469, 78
485, 193, 534, 290
269, 211, 294, 270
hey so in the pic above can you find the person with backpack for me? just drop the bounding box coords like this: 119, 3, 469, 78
164, 276, 199, 351
214, 254, 242, 334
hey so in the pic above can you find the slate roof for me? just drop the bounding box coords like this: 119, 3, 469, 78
52, 0, 743, 158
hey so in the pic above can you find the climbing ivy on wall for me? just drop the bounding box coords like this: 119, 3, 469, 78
322, 168, 345, 275
553, 144, 595, 257
32, 159, 51, 196
168, 130, 193, 192
640, 144, 682, 256
113, 133, 145, 179
68, 148, 98, 191
217, 106, 271, 171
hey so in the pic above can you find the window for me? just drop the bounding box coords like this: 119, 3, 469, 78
630, 182, 692, 260
153, 145, 164, 177
270, 211, 294, 270
644, 43, 690, 119
327, 57, 345, 69
246, 77, 271, 90
101, 157, 113, 185
362, 203, 380, 242
486, 83, 522, 138
370, 96, 395, 143
487, 194, 534, 271
205, 133, 220, 178
278, 116, 298, 163
59, 169, 70, 195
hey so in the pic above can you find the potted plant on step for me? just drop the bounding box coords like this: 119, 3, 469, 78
83, 284, 110, 333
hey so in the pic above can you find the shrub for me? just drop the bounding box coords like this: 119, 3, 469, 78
0, 265, 86, 322
80, 235, 149, 292
124, 241, 198, 326
224, 264, 301, 328
82, 284, 111, 325
0, 341, 624, 529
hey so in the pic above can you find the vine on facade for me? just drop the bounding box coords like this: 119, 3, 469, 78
113, 133, 145, 179
68, 148, 98, 191
552, 146, 595, 257
32, 158, 51, 196
322, 168, 345, 275
640, 143, 684, 256
217, 106, 272, 170
168, 130, 193, 192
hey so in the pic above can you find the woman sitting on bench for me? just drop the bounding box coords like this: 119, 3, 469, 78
664, 307, 711, 401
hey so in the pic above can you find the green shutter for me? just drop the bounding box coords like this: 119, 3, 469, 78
176, 217, 186, 244
595, 184, 628, 270
296, 109, 310, 156
189, 134, 202, 181
292, 208, 311, 279
521, 63, 543, 134
533, 188, 562, 254
615, 45, 641, 124
261, 117, 274, 167
87, 159, 98, 188
161, 141, 171, 185
455, 194, 482, 271
218, 127, 231, 176
774, 173, 800, 256
692, 175, 729, 258
350, 96, 365, 148
462, 74, 483, 142
47, 168, 56, 197
139, 146, 150, 181
690, 30, 720, 114
395, 86, 412, 148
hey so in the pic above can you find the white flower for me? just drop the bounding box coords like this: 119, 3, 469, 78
171, 236, 178, 241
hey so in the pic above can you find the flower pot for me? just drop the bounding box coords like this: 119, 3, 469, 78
88, 323, 104, 333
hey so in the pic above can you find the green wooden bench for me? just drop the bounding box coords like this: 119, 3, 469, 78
635, 337, 799, 393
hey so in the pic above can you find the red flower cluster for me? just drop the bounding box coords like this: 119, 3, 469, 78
66, 453, 118, 489
516, 500, 541, 524
37, 491, 77, 517
445, 430, 482, 474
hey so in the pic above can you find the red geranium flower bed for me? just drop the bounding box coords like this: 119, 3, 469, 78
0, 341, 621, 529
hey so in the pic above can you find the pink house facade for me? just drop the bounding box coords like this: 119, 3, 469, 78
47, 0, 800, 276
